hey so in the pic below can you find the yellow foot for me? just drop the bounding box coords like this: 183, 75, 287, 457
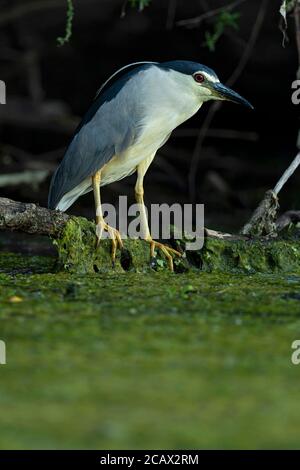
95, 221, 123, 266
146, 239, 181, 272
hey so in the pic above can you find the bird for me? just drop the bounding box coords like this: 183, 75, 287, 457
48, 60, 253, 271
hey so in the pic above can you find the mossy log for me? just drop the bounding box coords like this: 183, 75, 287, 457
1, 197, 300, 275
55, 217, 300, 274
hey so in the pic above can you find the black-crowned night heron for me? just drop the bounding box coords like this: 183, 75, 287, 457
48, 60, 252, 270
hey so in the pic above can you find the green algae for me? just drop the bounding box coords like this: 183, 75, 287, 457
198, 236, 300, 274
0, 252, 56, 275
54, 217, 186, 274
54, 217, 300, 275
1, 250, 300, 448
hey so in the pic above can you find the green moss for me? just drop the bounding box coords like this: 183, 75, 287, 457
198, 237, 300, 274
1, 248, 300, 449
54, 217, 188, 274
53, 218, 300, 275
54, 217, 115, 274
0, 252, 56, 275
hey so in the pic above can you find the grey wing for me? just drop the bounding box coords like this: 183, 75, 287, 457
48, 90, 138, 211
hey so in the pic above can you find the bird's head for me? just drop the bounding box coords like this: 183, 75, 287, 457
160, 61, 253, 109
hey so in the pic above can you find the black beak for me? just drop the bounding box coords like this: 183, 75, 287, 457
212, 82, 253, 109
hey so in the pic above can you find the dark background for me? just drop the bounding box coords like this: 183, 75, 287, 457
0, 0, 299, 237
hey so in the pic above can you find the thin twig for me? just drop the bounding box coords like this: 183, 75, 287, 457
177, 0, 247, 28
188, 102, 220, 202
273, 152, 300, 194
121, 0, 129, 18
294, 2, 300, 76
166, 0, 177, 30
294, 1, 300, 149
226, 0, 268, 88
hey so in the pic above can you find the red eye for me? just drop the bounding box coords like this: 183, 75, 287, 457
194, 73, 205, 83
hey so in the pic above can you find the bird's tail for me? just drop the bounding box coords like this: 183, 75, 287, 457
48, 168, 91, 212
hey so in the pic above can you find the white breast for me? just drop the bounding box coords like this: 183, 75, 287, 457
101, 66, 202, 186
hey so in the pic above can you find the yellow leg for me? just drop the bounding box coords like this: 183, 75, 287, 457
135, 160, 181, 272
92, 170, 123, 265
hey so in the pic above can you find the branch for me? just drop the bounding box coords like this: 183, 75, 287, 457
294, 1, 300, 77
166, 0, 177, 30
273, 152, 300, 194
0, 171, 50, 189
241, 152, 300, 236
0, 196, 240, 241
177, 0, 247, 28
241, 0, 300, 238
0, 197, 69, 238
240, 190, 279, 237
